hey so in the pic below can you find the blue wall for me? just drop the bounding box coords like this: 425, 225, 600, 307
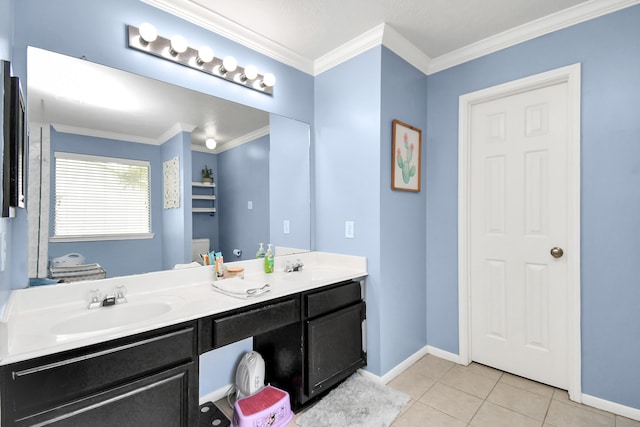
217, 136, 269, 260
314, 46, 383, 373
269, 114, 311, 252
48, 128, 164, 277
314, 46, 428, 377
425, 5, 640, 409
379, 47, 427, 372
161, 131, 191, 270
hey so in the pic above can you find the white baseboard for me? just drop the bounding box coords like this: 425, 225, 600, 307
363, 346, 430, 384
425, 345, 464, 365
582, 393, 640, 422
199, 384, 234, 406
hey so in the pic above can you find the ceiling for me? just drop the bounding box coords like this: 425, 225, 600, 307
143, 0, 635, 74
185, 0, 588, 59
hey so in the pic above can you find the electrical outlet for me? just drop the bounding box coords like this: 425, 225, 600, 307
283, 220, 290, 234
345, 221, 355, 239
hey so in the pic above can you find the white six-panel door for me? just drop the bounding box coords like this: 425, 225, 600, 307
468, 81, 570, 389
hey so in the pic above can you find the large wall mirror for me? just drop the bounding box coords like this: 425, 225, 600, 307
27, 47, 310, 279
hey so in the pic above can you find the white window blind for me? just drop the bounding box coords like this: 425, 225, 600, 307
54, 152, 151, 239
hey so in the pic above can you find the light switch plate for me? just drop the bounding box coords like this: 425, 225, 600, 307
247, 201, 253, 210
345, 221, 355, 239
283, 220, 290, 234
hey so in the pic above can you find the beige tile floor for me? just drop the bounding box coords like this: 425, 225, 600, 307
388, 355, 640, 427
216, 354, 640, 427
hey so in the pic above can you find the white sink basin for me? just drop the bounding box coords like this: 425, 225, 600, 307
50, 296, 184, 338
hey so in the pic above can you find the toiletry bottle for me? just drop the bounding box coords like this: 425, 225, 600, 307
215, 252, 224, 278
264, 244, 274, 273
256, 242, 266, 258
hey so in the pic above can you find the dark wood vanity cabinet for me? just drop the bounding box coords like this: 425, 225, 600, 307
255, 280, 367, 410
0, 278, 366, 425
0, 322, 198, 427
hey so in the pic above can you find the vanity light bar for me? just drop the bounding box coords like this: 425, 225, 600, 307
127, 24, 275, 95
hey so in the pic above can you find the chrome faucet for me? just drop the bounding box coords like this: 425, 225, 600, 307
88, 286, 128, 309
284, 259, 304, 273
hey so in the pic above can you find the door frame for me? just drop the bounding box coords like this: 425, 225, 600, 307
458, 63, 582, 400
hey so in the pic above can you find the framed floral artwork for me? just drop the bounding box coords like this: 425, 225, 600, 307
392, 119, 422, 192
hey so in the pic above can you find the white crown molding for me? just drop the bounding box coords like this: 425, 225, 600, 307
141, 0, 314, 74
52, 123, 159, 145
382, 24, 431, 74
192, 125, 270, 153
216, 125, 270, 153
158, 122, 197, 144
314, 24, 385, 75
143, 0, 639, 77
52, 122, 196, 145
427, 0, 640, 74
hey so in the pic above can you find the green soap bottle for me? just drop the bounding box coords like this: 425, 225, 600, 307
264, 244, 274, 273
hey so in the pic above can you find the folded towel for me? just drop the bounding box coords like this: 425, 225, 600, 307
211, 278, 270, 299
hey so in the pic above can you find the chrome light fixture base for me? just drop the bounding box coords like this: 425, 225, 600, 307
127, 25, 274, 95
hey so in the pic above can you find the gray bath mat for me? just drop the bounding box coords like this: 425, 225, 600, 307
296, 373, 410, 427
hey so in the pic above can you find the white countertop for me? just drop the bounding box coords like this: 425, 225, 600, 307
0, 252, 366, 366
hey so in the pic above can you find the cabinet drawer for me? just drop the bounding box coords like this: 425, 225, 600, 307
305, 281, 361, 318
7, 324, 195, 418
212, 297, 300, 348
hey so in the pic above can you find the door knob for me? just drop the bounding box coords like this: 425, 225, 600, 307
550, 247, 564, 258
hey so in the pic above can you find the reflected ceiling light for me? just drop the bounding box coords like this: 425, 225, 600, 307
196, 46, 214, 65
241, 65, 258, 82
219, 56, 237, 75
127, 24, 275, 95
205, 138, 217, 150
169, 35, 188, 56
138, 23, 158, 45
262, 73, 276, 88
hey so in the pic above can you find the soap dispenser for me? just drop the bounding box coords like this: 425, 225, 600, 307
256, 242, 266, 259
264, 244, 274, 273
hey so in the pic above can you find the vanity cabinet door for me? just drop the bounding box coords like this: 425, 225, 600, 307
1, 323, 198, 427
306, 301, 366, 398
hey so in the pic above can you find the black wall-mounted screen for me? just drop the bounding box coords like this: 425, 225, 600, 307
2, 60, 26, 217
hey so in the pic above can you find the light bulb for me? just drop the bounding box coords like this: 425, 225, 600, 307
221, 56, 237, 74
138, 23, 157, 45
205, 138, 217, 150
262, 73, 276, 88
242, 65, 258, 81
170, 35, 188, 55
196, 46, 214, 64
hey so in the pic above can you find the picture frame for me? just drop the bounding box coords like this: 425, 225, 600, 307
392, 119, 422, 192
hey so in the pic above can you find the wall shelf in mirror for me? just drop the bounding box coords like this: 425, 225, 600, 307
192, 182, 215, 215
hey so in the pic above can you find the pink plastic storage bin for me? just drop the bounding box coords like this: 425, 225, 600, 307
231, 385, 293, 427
